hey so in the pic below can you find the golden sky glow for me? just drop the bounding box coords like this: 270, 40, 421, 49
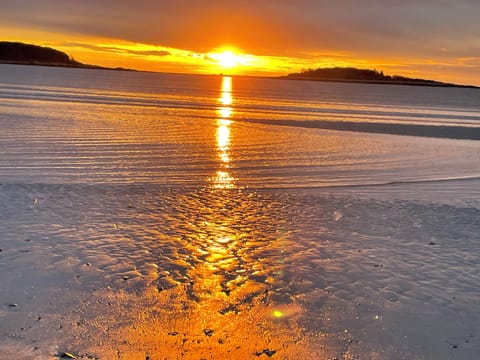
2, 1, 480, 85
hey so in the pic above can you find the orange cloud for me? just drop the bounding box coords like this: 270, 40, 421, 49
2, 1, 480, 85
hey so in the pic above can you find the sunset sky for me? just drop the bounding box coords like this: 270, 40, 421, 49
2, 0, 480, 85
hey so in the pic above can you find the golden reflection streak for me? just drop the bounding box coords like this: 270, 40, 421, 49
219, 76, 233, 105
218, 107, 233, 119
212, 76, 235, 189
98, 71, 316, 354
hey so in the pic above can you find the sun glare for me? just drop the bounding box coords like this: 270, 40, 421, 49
209, 49, 256, 71
216, 51, 238, 68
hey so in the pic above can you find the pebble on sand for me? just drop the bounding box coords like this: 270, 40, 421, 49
255, 349, 277, 357
203, 329, 214, 337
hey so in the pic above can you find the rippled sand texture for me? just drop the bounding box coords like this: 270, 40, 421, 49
1, 184, 479, 359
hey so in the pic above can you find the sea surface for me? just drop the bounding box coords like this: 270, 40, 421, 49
0, 64, 479, 359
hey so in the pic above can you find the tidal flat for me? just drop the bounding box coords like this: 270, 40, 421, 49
1, 64, 480, 359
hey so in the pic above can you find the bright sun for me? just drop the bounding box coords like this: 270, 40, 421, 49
209, 49, 254, 70
216, 51, 238, 68
211, 50, 240, 69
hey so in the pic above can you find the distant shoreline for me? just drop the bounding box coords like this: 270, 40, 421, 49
1, 40, 477, 88
0, 41, 135, 72
280, 75, 479, 89
2, 62, 478, 89
0, 60, 135, 72
281, 67, 479, 89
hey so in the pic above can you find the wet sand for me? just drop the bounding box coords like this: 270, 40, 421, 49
1, 183, 479, 359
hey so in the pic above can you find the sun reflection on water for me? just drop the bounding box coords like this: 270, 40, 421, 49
82, 76, 318, 358
219, 76, 233, 105
212, 76, 235, 189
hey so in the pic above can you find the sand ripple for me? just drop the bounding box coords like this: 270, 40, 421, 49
1, 183, 479, 358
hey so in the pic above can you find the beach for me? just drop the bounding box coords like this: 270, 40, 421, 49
1, 64, 480, 359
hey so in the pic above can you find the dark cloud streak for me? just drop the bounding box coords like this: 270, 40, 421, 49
60, 42, 171, 57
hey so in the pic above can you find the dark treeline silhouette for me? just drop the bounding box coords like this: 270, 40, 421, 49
286, 67, 475, 88
0, 41, 132, 71
0, 41, 80, 65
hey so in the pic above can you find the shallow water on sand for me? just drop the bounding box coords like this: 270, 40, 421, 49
0, 65, 480, 359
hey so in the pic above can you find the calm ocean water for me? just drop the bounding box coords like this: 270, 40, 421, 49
0, 63, 479, 188
0, 64, 479, 359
